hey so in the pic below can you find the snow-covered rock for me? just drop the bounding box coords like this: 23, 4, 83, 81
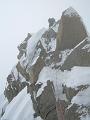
0, 93, 8, 119
1, 7, 90, 120
1, 87, 42, 120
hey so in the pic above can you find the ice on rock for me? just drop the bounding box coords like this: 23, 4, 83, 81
27, 28, 46, 66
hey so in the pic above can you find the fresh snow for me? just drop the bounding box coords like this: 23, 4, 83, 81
80, 114, 90, 120
37, 66, 90, 106
27, 28, 46, 67
41, 38, 56, 53
1, 87, 42, 120
0, 94, 8, 119
51, 22, 59, 32
49, 38, 56, 52
2, 66, 90, 120
1, 17, 90, 120
64, 66, 90, 112
59, 49, 71, 66
71, 87, 90, 106
5, 65, 90, 119
65, 66, 90, 88
37, 67, 67, 101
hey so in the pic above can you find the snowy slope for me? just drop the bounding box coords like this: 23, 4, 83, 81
1, 21, 59, 120
1, 87, 42, 120
0, 94, 8, 119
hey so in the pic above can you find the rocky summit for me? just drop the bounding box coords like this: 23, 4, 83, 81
0, 7, 90, 120
56, 7, 87, 51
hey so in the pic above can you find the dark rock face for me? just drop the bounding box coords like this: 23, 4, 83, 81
56, 8, 87, 51
27, 80, 58, 120
61, 37, 90, 70
5, 74, 28, 102
36, 80, 58, 120
28, 56, 45, 84
16, 62, 30, 81
28, 40, 46, 83
63, 85, 90, 120
65, 104, 80, 120
42, 29, 56, 40
4, 65, 29, 102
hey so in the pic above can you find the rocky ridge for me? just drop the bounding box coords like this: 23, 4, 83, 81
0, 7, 90, 120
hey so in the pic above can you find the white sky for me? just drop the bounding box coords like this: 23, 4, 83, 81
0, 0, 90, 93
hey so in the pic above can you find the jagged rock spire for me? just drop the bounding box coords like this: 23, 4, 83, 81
56, 7, 88, 51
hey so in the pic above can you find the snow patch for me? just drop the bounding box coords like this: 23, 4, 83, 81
65, 66, 90, 88
80, 114, 90, 120
41, 38, 56, 53
20, 54, 28, 69
31, 48, 41, 66
59, 49, 71, 66
51, 22, 59, 32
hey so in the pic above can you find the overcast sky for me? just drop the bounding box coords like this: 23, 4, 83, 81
0, 0, 90, 93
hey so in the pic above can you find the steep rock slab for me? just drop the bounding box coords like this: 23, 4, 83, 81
61, 37, 90, 70
56, 7, 87, 51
